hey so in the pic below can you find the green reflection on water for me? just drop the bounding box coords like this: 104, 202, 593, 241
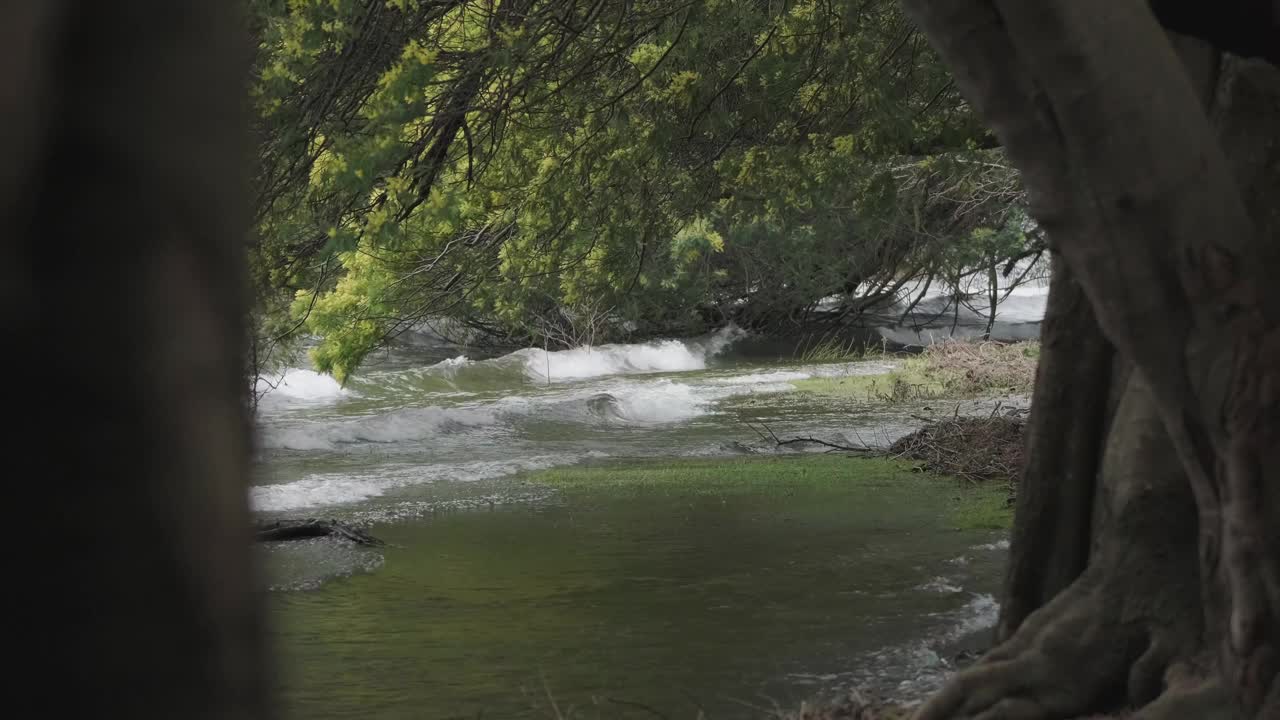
269, 456, 1005, 719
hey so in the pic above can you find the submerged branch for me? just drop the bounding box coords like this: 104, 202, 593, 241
255, 519, 386, 547
774, 436, 880, 453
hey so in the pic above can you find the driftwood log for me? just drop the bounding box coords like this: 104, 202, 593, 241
254, 519, 385, 547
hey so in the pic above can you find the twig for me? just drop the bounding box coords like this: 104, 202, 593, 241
540, 672, 563, 720
851, 429, 872, 448
775, 437, 879, 453
760, 422, 781, 444
680, 691, 708, 720
605, 697, 670, 719
744, 422, 771, 444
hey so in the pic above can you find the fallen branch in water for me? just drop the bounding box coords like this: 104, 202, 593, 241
775, 436, 880, 453
745, 421, 880, 454
255, 519, 385, 547
745, 421, 781, 444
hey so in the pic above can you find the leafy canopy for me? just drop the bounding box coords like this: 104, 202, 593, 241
248, 0, 1034, 383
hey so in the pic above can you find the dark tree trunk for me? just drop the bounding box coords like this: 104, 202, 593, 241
982, 260, 999, 341
995, 260, 1113, 644
899, 1, 1280, 718
6, 2, 268, 717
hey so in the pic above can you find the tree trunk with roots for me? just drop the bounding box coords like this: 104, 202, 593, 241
898, 1, 1280, 719
5, 2, 268, 717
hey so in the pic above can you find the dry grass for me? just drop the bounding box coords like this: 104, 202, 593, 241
888, 415, 1026, 486
917, 340, 1038, 396
795, 332, 875, 363
793, 340, 1039, 403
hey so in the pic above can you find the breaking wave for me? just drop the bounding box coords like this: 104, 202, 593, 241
261, 406, 500, 451
251, 455, 594, 512
256, 369, 348, 408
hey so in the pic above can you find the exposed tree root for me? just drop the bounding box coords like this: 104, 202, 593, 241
914, 377, 1206, 720
1126, 675, 1234, 720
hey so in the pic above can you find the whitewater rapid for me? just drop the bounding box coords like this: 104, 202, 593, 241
250, 326, 917, 514
256, 326, 1017, 709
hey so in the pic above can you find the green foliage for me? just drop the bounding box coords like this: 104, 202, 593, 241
290, 249, 400, 384
248, 0, 1034, 379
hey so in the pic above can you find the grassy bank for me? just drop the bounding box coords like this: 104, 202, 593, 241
529, 454, 1011, 530
794, 340, 1039, 402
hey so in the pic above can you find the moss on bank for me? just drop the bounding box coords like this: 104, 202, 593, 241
533, 454, 898, 493
528, 454, 1012, 530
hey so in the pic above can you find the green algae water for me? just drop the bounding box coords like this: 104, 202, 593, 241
254, 331, 1018, 718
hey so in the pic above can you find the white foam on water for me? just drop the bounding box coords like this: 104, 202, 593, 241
798, 360, 903, 380
942, 593, 1001, 641
708, 370, 812, 385
260, 406, 499, 451
972, 538, 1010, 551
263, 371, 752, 453
516, 341, 702, 382
698, 381, 802, 405
916, 576, 964, 594
256, 368, 347, 407
251, 454, 594, 512
346, 326, 747, 395
494, 378, 725, 427
579, 375, 799, 426
608, 381, 709, 424
790, 592, 1001, 702
518, 325, 745, 383
731, 381, 801, 396
253, 474, 392, 510
260, 538, 386, 592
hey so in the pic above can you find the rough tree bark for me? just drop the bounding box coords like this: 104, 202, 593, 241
6, 2, 269, 718
896, 1, 1280, 718
995, 261, 1113, 644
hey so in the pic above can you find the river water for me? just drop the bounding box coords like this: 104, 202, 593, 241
253, 328, 1013, 718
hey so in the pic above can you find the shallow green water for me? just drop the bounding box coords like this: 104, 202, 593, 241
264, 458, 1007, 719
254, 332, 1020, 718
